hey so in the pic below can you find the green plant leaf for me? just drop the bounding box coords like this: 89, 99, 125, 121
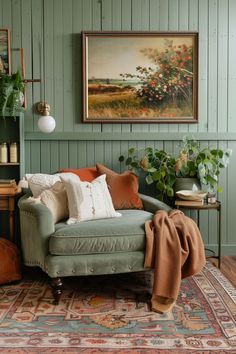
146, 175, 153, 184
147, 167, 157, 173
152, 171, 161, 181
166, 187, 174, 197
128, 147, 136, 155
157, 181, 165, 191
167, 174, 176, 186
118, 155, 124, 162
130, 161, 138, 168
161, 170, 166, 177
125, 157, 132, 165
145, 147, 153, 154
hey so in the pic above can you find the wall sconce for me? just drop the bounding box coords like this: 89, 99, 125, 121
36, 102, 56, 133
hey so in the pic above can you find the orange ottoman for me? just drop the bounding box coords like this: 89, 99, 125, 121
0, 237, 22, 285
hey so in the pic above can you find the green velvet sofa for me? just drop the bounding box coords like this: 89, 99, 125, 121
18, 192, 171, 304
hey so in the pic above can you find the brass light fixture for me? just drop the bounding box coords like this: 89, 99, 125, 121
36, 102, 56, 133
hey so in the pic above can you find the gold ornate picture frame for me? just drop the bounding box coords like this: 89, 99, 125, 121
82, 31, 198, 124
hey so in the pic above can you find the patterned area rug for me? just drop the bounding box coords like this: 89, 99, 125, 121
0, 262, 236, 354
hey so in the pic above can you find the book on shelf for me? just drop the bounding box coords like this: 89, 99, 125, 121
0, 179, 16, 185
175, 199, 204, 206
0, 179, 20, 194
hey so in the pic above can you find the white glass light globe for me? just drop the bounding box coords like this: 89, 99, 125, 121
38, 115, 56, 133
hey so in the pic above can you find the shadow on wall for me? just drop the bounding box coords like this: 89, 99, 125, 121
72, 33, 83, 124
137, 171, 156, 198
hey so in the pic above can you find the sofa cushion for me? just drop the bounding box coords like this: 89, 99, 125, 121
96, 164, 143, 210
49, 209, 153, 256
59, 167, 98, 182
40, 182, 69, 223
25, 173, 61, 197
60, 173, 121, 223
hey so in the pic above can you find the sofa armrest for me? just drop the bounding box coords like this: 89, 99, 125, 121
18, 193, 55, 270
139, 193, 172, 213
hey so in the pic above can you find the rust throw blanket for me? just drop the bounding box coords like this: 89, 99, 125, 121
145, 209, 206, 313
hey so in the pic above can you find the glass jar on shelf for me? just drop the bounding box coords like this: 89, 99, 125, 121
0, 142, 8, 163
10, 142, 18, 163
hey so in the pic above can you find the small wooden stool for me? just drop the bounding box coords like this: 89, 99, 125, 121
0, 237, 22, 285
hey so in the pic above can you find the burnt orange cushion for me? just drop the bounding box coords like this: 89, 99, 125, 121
59, 167, 98, 182
96, 164, 143, 210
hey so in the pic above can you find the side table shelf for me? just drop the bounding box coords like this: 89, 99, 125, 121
175, 201, 221, 269
0, 113, 25, 182
0, 163, 20, 166
0, 190, 22, 244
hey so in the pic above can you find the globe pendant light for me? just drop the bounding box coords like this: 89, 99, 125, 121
37, 102, 56, 133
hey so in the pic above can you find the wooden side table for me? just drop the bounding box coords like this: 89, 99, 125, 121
175, 201, 222, 268
0, 189, 22, 243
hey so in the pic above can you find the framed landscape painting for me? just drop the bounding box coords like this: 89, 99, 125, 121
0, 29, 11, 74
82, 31, 198, 123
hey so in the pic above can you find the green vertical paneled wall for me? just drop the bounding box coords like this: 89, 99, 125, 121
1, 0, 236, 253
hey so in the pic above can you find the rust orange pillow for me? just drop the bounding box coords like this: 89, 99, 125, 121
96, 163, 143, 210
59, 167, 98, 182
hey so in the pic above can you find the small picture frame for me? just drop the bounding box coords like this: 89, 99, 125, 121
0, 29, 11, 74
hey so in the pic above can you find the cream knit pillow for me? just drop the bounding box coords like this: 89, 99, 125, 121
40, 182, 69, 223
60, 173, 121, 224
25, 173, 61, 197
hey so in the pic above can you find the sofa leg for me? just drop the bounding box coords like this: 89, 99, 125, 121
51, 277, 63, 305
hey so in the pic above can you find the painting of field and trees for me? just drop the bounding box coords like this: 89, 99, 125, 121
82, 32, 198, 123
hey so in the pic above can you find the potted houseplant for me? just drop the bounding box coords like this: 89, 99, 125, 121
119, 136, 232, 205
0, 70, 25, 118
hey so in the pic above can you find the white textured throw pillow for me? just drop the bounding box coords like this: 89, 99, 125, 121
25, 173, 61, 197
60, 173, 121, 224
40, 182, 69, 223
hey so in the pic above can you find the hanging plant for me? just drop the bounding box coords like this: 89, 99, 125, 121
0, 70, 25, 118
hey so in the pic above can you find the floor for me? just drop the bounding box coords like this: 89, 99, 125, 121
210, 256, 236, 287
